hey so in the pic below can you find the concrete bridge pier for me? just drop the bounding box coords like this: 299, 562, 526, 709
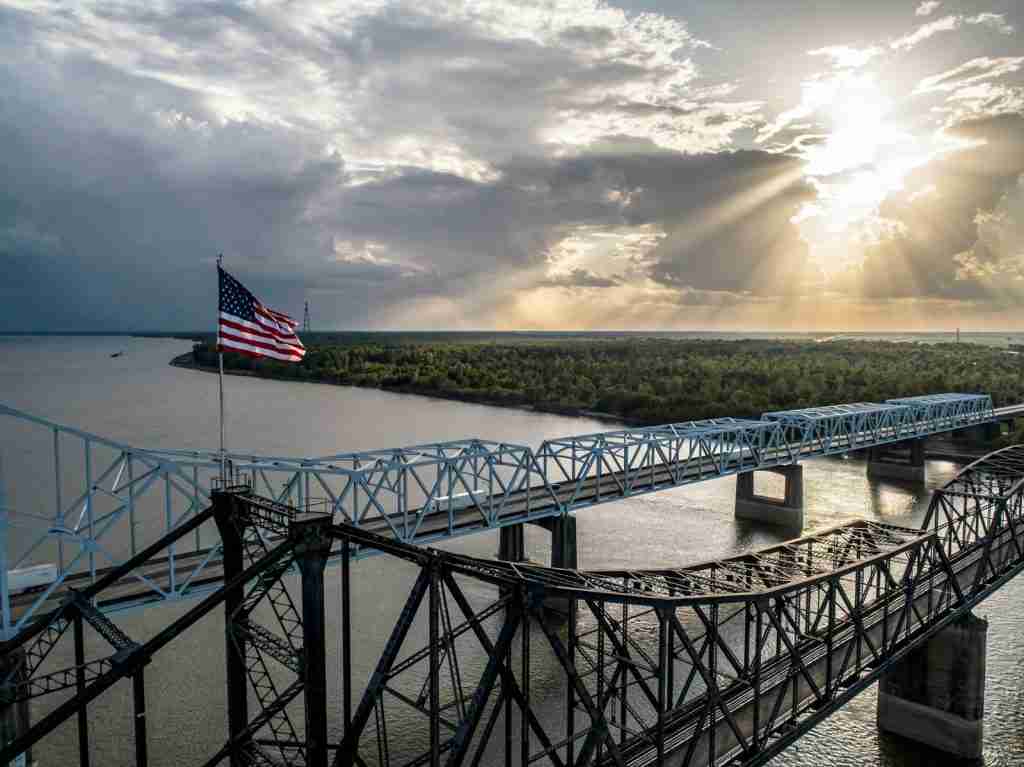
497, 516, 578, 621
734, 465, 803, 530
867, 439, 926, 482
955, 421, 1003, 446
878, 612, 988, 759
539, 513, 577, 621
496, 515, 578, 569
497, 524, 525, 562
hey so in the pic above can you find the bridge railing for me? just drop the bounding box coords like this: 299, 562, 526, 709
886, 392, 994, 432
0, 404, 224, 638
536, 418, 793, 510
0, 403, 566, 631
0, 391, 998, 632
924, 444, 1024, 560
295, 438, 560, 543
763, 393, 994, 458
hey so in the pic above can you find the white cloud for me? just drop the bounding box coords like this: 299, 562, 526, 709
808, 45, 884, 69
916, 1, 941, 17
908, 183, 938, 202
542, 223, 665, 286
2, 0, 1022, 330
549, 98, 763, 154
955, 176, 1024, 281
967, 13, 1014, 35
890, 12, 1013, 51
5, 0, 727, 180
936, 83, 1024, 123
890, 15, 961, 50
915, 56, 1024, 94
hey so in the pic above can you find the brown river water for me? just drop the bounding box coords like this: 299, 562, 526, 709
1, 335, 1022, 766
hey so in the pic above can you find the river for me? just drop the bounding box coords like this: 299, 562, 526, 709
1, 335, 1022, 766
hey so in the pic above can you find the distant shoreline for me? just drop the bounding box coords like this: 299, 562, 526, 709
169, 352, 628, 424
1, 332, 205, 340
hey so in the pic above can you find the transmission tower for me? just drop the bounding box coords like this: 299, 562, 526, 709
302, 300, 311, 333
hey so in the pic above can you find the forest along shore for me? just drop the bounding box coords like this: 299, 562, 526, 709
175, 336, 1024, 438
170, 350, 626, 424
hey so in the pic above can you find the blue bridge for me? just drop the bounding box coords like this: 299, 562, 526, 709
0, 392, 1007, 629
2, 392, 1024, 767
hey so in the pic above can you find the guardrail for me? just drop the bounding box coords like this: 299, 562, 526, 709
0, 393, 996, 631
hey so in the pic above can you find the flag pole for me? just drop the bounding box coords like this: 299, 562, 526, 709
217, 253, 227, 482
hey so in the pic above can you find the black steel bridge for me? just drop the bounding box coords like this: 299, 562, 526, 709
3, 438, 1024, 766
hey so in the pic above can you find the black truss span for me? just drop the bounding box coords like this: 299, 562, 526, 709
4, 448, 1024, 767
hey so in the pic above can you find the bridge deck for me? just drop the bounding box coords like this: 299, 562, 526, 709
0, 392, 999, 630
9, 436, 991, 622
5, 447, 1024, 767
616, 504, 1019, 766
8, 439, 988, 622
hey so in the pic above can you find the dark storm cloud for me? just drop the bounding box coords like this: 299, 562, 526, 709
0, 23, 347, 328
319, 143, 813, 301
532, 146, 814, 294
2, 0, 762, 330
5, 0, 1021, 331
540, 268, 623, 288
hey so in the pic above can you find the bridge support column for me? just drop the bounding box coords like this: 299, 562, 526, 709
550, 513, 578, 571
0, 647, 31, 767
292, 514, 333, 767
533, 514, 578, 622
867, 439, 925, 482
734, 465, 803, 530
497, 524, 525, 562
212, 489, 250, 767
955, 422, 1002, 446
878, 612, 988, 759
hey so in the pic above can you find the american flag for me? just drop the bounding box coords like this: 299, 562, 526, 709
218, 267, 306, 362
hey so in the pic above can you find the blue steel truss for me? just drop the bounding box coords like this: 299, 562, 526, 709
763, 402, 920, 455
886, 393, 994, 430
0, 392, 996, 632
537, 418, 793, 510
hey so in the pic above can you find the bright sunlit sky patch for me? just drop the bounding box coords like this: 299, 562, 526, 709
1, 0, 1023, 331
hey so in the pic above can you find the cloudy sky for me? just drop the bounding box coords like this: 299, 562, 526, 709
2, 0, 1023, 331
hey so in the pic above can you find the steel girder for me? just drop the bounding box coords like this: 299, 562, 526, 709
0, 493, 337, 767
330, 518, 952, 767
0, 393, 997, 630
536, 419, 793, 512
762, 393, 993, 457
5, 443, 1024, 767
327, 447, 1024, 767
885, 393, 994, 432
0, 512, 299, 767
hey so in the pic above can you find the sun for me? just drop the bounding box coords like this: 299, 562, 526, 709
802, 77, 907, 178
792, 75, 947, 272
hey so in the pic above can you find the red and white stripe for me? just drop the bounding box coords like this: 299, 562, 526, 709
218, 301, 306, 362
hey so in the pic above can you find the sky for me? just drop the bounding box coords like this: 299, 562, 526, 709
1, 0, 1023, 332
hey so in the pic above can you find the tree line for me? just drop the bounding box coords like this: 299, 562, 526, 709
190, 335, 1024, 427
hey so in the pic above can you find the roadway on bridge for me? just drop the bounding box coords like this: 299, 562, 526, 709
3, 392, 1003, 629
8, 434, 990, 622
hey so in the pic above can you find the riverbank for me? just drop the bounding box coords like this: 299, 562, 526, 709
176, 334, 1024, 431
170, 351, 628, 425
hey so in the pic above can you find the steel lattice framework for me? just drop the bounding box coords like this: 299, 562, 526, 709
4, 447, 1024, 767
0, 393, 996, 631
